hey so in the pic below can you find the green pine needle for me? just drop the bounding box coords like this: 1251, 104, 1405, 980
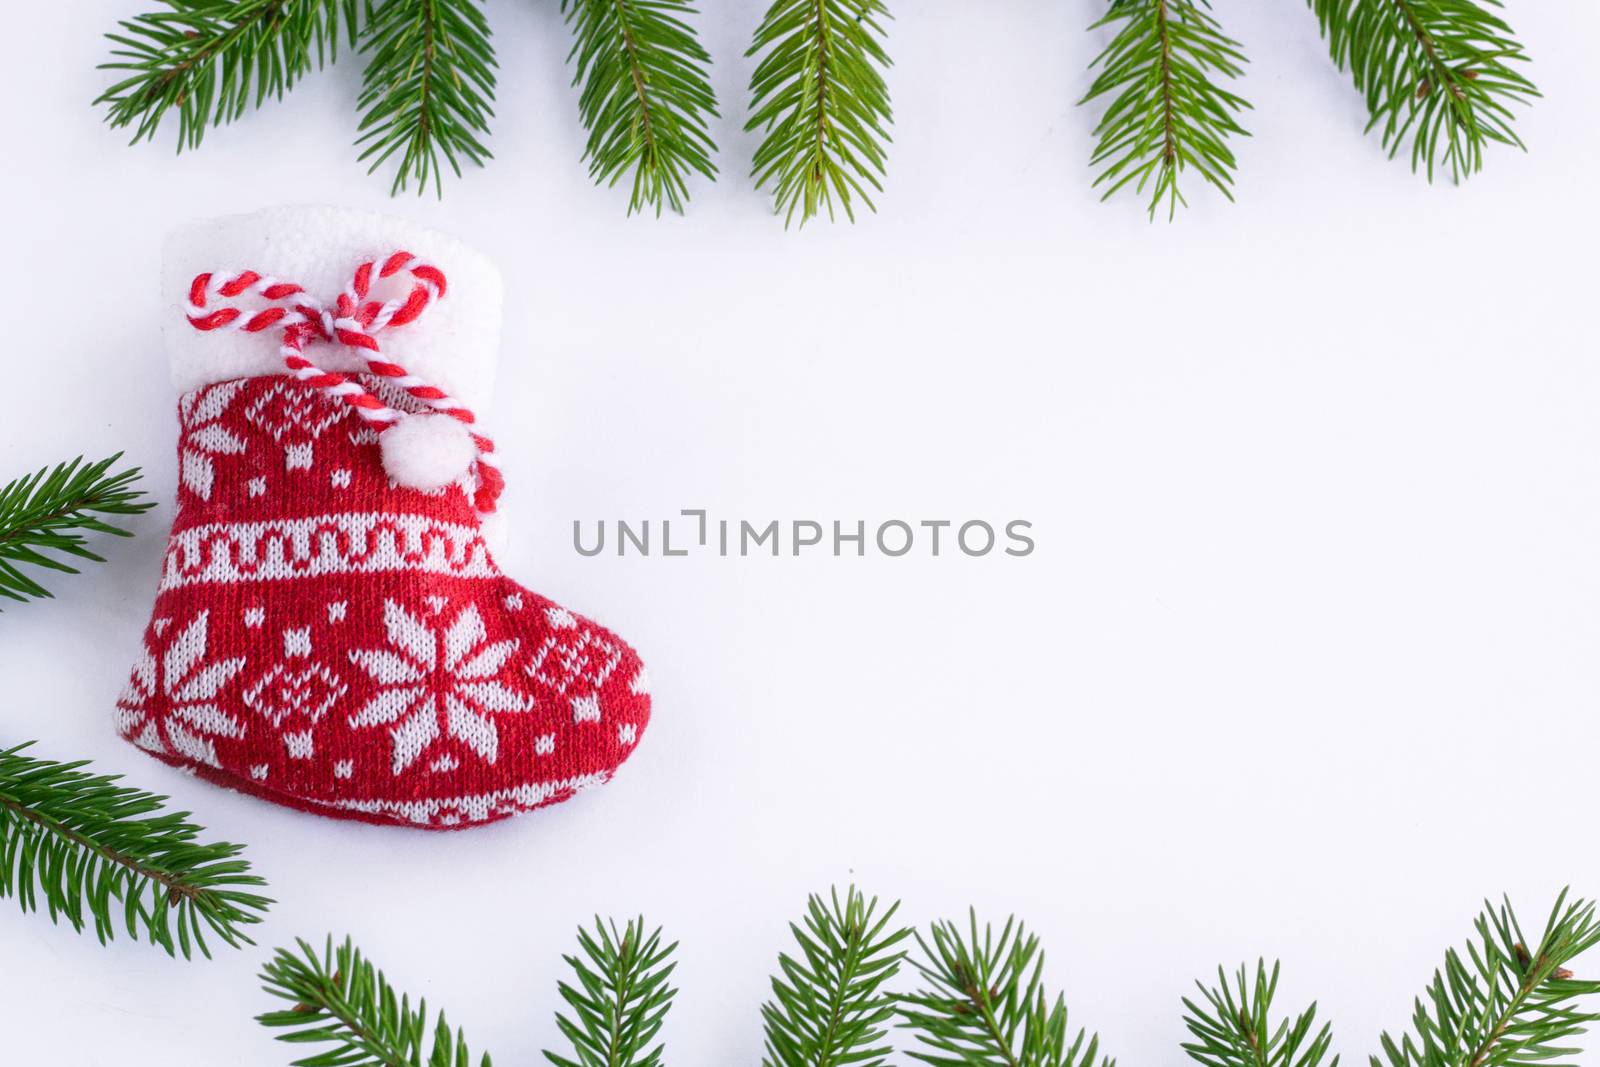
762, 886, 910, 1067
1374, 891, 1600, 1067
560, 0, 719, 216
1182, 961, 1338, 1067
259, 935, 492, 1066
1308, 0, 1537, 182
899, 910, 1114, 1067
745, 0, 894, 227
357, 0, 498, 197
1081, 0, 1251, 220
95, 0, 357, 151
0, 453, 154, 606
0, 741, 270, 958
545, 916, 680, 1067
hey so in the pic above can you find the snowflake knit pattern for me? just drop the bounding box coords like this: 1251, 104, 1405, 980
116, 210, 651, 829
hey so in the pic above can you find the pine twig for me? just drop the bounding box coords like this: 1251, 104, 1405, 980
259, 935, 491, 1066
745, 0, 894, 227
357, 0, 498, 197
560, 0, 720, 216
545, 916, 680, 1067
1307, 0, 1538, 182
96, 0, 357, 151
1081, 0, 1251, 220
0, 453, 154, 606
899, 910, 1114, 1067
1182, 960, 1337, 1067
763, 886, 910, 1067
1374, 891, 1600, 1067
0, 741, 270, 958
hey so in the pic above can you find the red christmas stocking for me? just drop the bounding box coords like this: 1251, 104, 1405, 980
114, 207, 651, 829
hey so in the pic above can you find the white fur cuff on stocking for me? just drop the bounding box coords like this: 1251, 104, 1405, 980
162, 205, 504, 409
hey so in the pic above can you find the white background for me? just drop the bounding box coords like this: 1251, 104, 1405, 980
3, 1, 1599, 1063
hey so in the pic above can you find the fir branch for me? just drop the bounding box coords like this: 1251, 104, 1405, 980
763, 886, 910, 1067
96, 0, 356, 151
745, 0, 894, 227
0, 741, 270, 958
1374, 891, 1600, 1067
0, 453, 154, 606
259, 935, 491, 1066
1081, 0, 1251, 220
357, 0, 497, 197
899, 910, 1114, 1067
1182, 961, 1337, 1067
545, 916, 680, 1067
560, 0, 719, 216
1308, 0, 1537, 182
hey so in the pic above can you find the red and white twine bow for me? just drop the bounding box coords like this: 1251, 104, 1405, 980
186, 251, 503, 513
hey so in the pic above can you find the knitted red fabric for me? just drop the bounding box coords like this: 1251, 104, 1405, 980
115, 373, 651, 829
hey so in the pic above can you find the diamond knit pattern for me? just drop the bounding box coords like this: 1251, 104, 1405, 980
116, 375, 651, 829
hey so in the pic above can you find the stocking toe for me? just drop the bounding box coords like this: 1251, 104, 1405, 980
496, 583, 652, 803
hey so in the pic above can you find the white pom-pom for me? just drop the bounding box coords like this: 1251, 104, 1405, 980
381, 414, 477, 491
